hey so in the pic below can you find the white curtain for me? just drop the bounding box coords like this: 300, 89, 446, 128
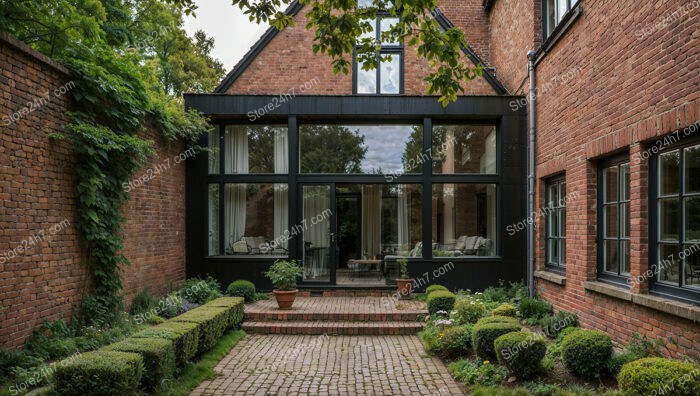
362, 185, 382, 258
442, 184, 456, 243
208, 186, 219, 255
225, 126, 249, 250
274, 129, 289, 250
397, 185, 409, 251
208, 128, 219, 174
303, 186, 330, 279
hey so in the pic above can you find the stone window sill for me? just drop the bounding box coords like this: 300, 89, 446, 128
534, 270, 566, 286
583, 281, 700, 322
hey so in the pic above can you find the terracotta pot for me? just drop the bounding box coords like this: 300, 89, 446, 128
396, 279, 415, 300
273, 289, 298, 309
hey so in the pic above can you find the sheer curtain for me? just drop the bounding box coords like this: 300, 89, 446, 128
442, 184, 456, 243
274, 129, 289, 250
303, 186, 330, 279
397, 185, 409, 252
225, 126, 249, 251
362, 185, 382, 258
208, 128, 219, 174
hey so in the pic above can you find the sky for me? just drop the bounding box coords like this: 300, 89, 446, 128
183, 0, 270, 72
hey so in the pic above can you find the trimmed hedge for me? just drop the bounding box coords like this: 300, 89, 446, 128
518, 297, 553, 320
226, 280, 256, 302
52, 350, 143, 395
492, 303, 517, 318
561, 329, 613, 378
425, 285, 449, 295
618, 357, 700, 396
132, 321, 200, 365
103, 337, 175, 390
171, 306, 230, 352
204, 296, 245, 330
472, 317, 521, 360
495, 331, 546, 378
427, 290, 457, 315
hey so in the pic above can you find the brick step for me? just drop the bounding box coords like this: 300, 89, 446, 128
242, 321, 425, 335
245, 311, 426, 322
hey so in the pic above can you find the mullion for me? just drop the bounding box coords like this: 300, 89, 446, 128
679, 149, 685, 287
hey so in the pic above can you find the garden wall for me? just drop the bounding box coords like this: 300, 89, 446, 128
0, 33, 186, 349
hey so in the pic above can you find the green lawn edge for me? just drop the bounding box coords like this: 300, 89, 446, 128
154, 329, 245, 396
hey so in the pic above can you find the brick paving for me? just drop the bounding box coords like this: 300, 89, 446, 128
245, 297, 427, 320
191, 334, 465, 396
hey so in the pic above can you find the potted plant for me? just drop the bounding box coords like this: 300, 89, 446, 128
396, 258, 414, 300
265, 259, 303, 309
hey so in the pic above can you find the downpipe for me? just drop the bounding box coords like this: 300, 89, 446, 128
527, 50, 537, 297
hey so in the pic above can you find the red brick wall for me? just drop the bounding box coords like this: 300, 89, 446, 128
225, 3, 496, 96
489, 0, 700, 357
0, 33, 186, 349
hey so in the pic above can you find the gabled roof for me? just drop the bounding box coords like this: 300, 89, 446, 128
215, 1, 508, 95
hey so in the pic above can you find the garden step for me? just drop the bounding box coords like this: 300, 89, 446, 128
242, 321, 425, 335
244, 311, 426, 322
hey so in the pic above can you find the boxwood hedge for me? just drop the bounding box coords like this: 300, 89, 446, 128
103, 337, 175, 390
427, 290, 457, 315
171, 306, 230, 352
618, 357, 700, 396
425, 285, 449, 295
204, 296, 245, 330
495, 331, 546, 378
52, 350, 143, 395
472, 316, 521, 360
561, 329, 613, 378
132, 321, 200, 365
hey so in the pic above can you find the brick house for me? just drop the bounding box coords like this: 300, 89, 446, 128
185, 0, 699, 357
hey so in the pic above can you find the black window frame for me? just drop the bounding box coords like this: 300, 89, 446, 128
352, 11, 405, 95
650, 137, 700, 305
545, 175, 567, 273
542, 0, 579, 39
597, 155, 631, 286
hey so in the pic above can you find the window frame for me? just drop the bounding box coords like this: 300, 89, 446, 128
650, 137, 700, 304
352, 12, 405, 95
542, 0, 579, 39
597, 155, 631, 286
545, 175, 567, 272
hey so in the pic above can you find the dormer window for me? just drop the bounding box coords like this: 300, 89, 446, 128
353, 13, 403, 95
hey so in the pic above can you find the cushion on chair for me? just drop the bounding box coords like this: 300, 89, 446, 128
463, 236, 479, 252
455, 236, 469, 251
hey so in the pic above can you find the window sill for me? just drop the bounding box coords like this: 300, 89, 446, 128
583, 281, 700, 322
535, 270, 566, 286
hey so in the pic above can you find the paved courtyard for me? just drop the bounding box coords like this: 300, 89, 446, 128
191, 334, 465, 396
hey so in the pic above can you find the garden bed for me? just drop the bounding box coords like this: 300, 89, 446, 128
418, 282, 700, 396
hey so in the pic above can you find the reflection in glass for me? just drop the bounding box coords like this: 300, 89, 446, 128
659, 198, 679, 241
224, 183, 288, 256
604, 240, 618, 273
657, 244, 680, 285
684, 244, 700, 289
686, 197, 700, 242
432, 125, 497, 174
224, 125, 288, 174
208, 184, 219, 255
300, 124, 420, 174
659, 151, 680, 196
380, 17, 400, 45
685, 144, 700, 193
432, 184, 497, 257
356, 60, 377, 94
380, 54, 401, 94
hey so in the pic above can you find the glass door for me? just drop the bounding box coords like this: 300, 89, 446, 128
300, 184, 336, 283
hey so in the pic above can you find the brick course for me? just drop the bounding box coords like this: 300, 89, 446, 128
0, 33, 186, 349
489, 0, 700, 358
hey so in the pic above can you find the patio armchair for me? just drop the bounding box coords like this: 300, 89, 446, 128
685, 262, 700, 284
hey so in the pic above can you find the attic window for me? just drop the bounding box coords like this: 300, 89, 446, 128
544, 0, 579, 38
353, 14, 403, 95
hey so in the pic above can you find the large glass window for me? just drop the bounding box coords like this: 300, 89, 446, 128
299, 124, 421, 174
544, 0, 578, 38
354, 12, 403, 94
209, 183, 289, 256
432, 184, 497, 257
208, 128, 220, 174
655, 143, 700, 295
432, 125, 497, 174
545, 177, 566, 270
223, 125, 288, 174
599, 160, 631, 282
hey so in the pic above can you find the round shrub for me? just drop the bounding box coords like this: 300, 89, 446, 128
427, 290, 456, 315
426, 285, 449, 295
618, 357, 700, 396
472, 317, 521, 360
453, 296, 488, 324
495, 331, 546, 378
561, 329, 613, 378
226, 280, 256, 302
492, 303, 517, 317
439, 325, 473, 358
